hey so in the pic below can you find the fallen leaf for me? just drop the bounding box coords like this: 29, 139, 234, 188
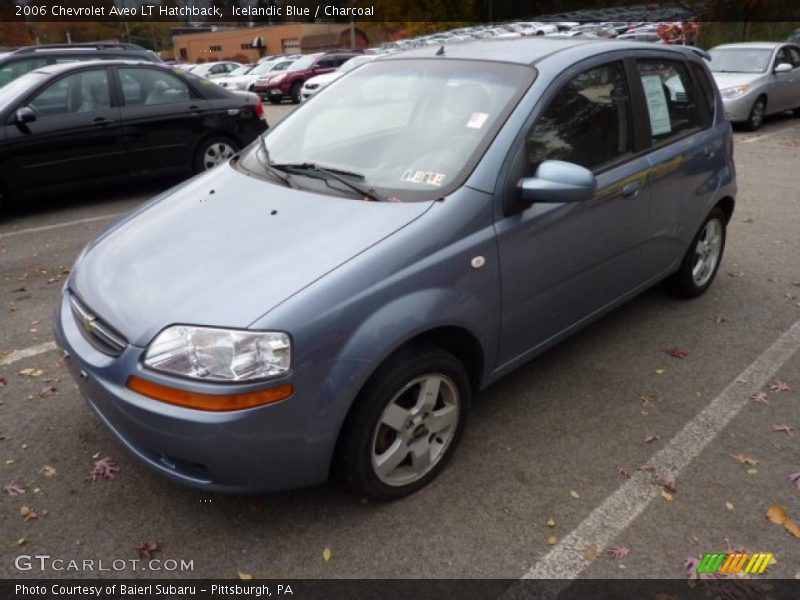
322, 547, 332, 561
644, 433, 661, 444
238, 571, 253, 580
20, 506, 39, 522
609, 545, 631, 559
638, 464, 656, 472
547, 535, 558, 546
659, 470, 678, 493
728, 269, 744, 278
4, 481, 26, 496
789, 470, 800, 490
0, 376, 6, 387
135, 541, 162, 559
773, 424, 796, 437
769, 380, 790, 393
615, 465, 632, 478
639, 395, 656, 407
584, 545, 599, 561
747, 468, 758, 475
766, 504, 800, 539
40, 465, 56, 478
742, 217, 754, 223
18, 368, 43, 378
729, 453, 758, 466
546, 518, 557, 528
17, 538, 26, 546
725, 501, 735, 511
751, 392, 769, 405
87, 457, 120, 481
711, 314, 727, 324
36, 385, 57, 398
664, 348, 689, 359
655, 368, 666, 375
661, 490, 675, 501
569, 490, 580, 499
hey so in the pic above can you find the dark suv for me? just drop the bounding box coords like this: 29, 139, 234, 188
253, 50, 361, 104
0, 43, 161, 88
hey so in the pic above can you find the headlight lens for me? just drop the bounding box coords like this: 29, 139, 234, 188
144, 326, 291, 382
720, 85, 751, 99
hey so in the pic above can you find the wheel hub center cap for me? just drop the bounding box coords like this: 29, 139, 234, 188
412, 423, 429, 439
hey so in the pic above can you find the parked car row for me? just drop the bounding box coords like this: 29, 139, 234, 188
0, 59, 267, 207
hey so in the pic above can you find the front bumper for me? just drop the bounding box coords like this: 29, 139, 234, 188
722, 94, 757, 123
54, 291, 346, 493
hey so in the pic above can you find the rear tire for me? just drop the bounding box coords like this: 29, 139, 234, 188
744, 96, 766, 131
664, 207, 727, 298
337, 344, 470, 501
268, 97, 281, 105
193, 135, 240, 173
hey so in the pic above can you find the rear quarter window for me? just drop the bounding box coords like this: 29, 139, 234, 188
690, 61, 716, 126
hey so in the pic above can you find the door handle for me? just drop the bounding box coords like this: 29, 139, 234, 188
621, 180, 642, 197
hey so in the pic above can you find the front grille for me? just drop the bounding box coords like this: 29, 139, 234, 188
69, 293, 127, 356
305, 84, 319, 90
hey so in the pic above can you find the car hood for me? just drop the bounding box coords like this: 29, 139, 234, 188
71, 165, 433, 347
306, 72, 341, 86
711, 72, 762, 89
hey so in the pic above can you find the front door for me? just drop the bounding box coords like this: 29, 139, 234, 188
2, 67, 126, 194
495, 59, 652, 367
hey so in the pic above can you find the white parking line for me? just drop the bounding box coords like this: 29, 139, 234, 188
513, 316, 800, 588
0, 341, 58, 366
0, 213, 124, 240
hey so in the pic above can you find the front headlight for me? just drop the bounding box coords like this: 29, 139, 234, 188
144, 326, 291, 382
720, 85, 751, 99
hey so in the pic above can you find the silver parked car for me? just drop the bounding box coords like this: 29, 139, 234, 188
708, 42, 800, 130
56, 39, 736, 500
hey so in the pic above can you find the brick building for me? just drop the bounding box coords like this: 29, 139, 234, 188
172, 23, 369, 63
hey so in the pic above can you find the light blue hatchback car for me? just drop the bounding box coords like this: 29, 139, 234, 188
56, 38, 736, 500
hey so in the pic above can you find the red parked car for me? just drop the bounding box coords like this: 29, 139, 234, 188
252, 50, 361, 104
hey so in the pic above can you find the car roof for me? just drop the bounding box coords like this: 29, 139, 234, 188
387, 37, 699, 67
30, 59, 171, 77
712, 42, 784, 50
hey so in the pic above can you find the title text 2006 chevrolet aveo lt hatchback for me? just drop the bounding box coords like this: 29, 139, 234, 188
56, 39, 736, 500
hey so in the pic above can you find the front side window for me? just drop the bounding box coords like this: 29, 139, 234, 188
787, 46, 800, 67
637, 59, 702, 144
28, 69, 110, 117
526, 61, 633, 173
690, 62, 716, 125
240, 59, 533, 201
120, 68, 191, 106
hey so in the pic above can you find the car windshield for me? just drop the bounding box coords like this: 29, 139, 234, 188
708, 48, 773, 73
229, 65, 253, 76
240, 59, 533, 202
338, 55, 373, 73
0, 70, 48, 105
286, 53, 321, 72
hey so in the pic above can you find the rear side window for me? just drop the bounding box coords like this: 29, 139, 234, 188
119, 68, 192, 106
0, 58, 47, 88
690, 62, 715, 126
526, 61, 634, 173
636, 59, 703, 144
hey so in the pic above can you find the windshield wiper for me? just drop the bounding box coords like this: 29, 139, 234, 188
271, 162, 386, 202
258, 136, 297, 188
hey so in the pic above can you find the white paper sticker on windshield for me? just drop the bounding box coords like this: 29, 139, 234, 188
466, 112, 489, 129
640, 74, 671, 136
401, 170, 446, 186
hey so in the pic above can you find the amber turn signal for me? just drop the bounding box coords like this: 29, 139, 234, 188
126, 376, 293, 411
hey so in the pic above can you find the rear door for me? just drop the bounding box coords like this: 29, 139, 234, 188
1, 66, 126, 193
770, 46, 798, 112
633, 56, 721, 278
116, 66, 210, 173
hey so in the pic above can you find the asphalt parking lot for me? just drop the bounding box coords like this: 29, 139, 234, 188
1, 104, 799, 581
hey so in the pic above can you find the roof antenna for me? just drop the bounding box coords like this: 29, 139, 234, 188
436, 45, 445, 56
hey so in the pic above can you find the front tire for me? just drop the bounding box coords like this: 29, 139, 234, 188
744, 96, 766, 131
664, 207, 727, 298
290, 82, 302, 104
338, 344, 470, 501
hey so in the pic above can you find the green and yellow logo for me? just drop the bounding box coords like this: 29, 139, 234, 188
696, 552, 773, 575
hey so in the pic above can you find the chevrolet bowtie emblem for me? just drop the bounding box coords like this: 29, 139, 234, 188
82, 314, 96, 334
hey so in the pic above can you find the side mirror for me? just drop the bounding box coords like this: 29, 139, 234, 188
774, 62, 793, 73
519, 160, 597, 204
15, 106, 36, 124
